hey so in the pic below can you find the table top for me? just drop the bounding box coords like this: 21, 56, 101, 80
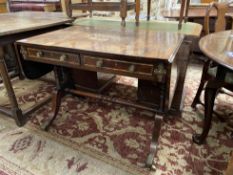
17, 24, 184, 62
0, 12, 72, 37
74, 18, 202, 37
162, 6, 233, 19
199, 30, 233, 70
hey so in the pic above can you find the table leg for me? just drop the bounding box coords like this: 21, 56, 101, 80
135, 0, 140, 26
191, 60, 211, 108
120, 0, 127, 26
171, 40, 192, 112
0, 46, 24, 126
192, 80, 218, 144
147, 0, 151, 21
193, 66, 226, 144
41, 66, 67, 130
41, 89, 64, 131
13, 44, 25, 80
88, 0, 93, 17
178, 0, 186, 30
146, 114, 163, 168
184, 0, 190, 22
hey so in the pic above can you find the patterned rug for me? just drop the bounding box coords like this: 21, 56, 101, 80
0, 60, 232, 175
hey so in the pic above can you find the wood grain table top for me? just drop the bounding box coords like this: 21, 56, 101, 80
199, 30, 233, 70
0, 12, 72, 37
17, 25, 184, 62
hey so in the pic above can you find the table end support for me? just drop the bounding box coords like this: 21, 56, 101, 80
146, 113, 163, 169
41, 89, 64, 131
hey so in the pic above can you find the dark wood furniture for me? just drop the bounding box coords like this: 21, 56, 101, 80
193, 30, 233, 144
16, 23, 189, 168
192, 1, 233, 145
146, 0, 191, 30
192, 1, 233, 110
8, 0, 61, 12
73, 18, 202, 109
0, 12, 73, 126
162, 4, 233, 21
178, 0, 191, 29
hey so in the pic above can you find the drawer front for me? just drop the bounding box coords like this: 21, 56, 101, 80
22, 47, 80, 66
19, 46, 168, 82
81, 55, 154, 76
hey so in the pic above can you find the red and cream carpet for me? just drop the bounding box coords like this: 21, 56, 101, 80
0, 60, 232, 175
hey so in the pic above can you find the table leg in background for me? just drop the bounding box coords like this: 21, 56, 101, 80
135, 0, 140, 25
0, 46, 24, 126
147, 0, 151, 21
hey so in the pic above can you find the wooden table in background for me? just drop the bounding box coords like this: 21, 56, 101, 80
0, 12, 72, 126
199, 30, 233, 69
162, 6, 233, 23
193, 30, 233, 144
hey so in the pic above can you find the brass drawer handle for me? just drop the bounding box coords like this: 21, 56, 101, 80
60, 54, 67, 61
36, 51, 43, 58
96, 60, 103, 68
128, 65, 135, 73
153, 64, 166, 82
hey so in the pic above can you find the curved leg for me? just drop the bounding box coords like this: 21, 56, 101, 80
146, 114, 163, 169
191, 60, 211, 108
193, 81, 218, 144
41, 89, 64, 131
191, 80, 207, 108
41, 66, 67, 131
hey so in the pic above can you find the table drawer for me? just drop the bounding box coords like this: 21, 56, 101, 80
23, 47, 80, 65
81, 55, 154, 76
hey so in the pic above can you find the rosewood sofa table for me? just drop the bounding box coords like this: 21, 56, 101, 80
0, 12, 73, 126
15, 18, 202, 167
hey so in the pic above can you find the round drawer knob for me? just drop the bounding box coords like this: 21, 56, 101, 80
96, 60, 103, 68
36, 51, 43, 58
60, 54, 67, 61
128, 65, 135, 73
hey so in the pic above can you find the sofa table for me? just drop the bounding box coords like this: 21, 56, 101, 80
0, 12, 72, 126
16, 21, 188, 168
